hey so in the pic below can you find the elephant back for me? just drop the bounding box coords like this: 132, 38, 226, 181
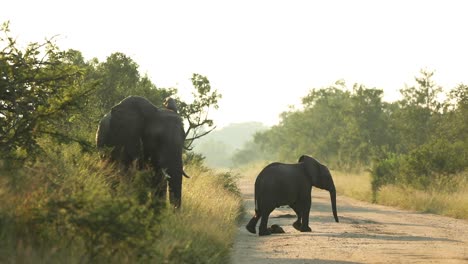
112, 96, 159, 119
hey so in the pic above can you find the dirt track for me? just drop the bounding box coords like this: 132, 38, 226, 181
231, 176, 468, 264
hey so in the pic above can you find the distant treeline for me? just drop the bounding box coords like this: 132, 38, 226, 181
236, 71, 467, 191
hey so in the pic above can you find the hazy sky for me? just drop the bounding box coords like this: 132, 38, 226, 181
2, 0, 468, 128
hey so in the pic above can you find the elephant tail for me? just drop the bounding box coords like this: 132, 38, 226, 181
254, 177, 260, 215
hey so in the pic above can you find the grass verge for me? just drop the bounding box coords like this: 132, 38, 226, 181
376, 172, 468, 219
332, 169, 468, 219
0, 143, 242, 263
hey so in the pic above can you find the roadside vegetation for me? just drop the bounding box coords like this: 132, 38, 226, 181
0, 22, 241, 263
332, 170, 468, 219
0, 143, 241, 263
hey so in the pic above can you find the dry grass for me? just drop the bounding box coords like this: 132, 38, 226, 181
376, 172, 468, 219
333, 169, 468, 220
332, 170, 373, 203
152, 164, 243, 263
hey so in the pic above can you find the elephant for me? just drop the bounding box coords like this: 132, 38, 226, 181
96, 96, 187, 209
246, 155, 339, 236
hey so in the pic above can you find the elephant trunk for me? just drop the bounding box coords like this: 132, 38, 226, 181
330, 189, 339, 222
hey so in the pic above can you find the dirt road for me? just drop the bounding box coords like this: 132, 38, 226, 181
231, 176, 468, 263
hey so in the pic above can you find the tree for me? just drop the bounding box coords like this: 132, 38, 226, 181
93, 52, 141, 113
0, 22, 94, 162
254, 81, 390, 169
400, 69, 443, 112
178, 73, 221, 150
391, 69, 444, 152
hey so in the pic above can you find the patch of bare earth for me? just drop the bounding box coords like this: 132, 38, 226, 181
231, 176, 468, 263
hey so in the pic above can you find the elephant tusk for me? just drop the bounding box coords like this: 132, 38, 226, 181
162, 168, 190, 179
162, 168, 171, 179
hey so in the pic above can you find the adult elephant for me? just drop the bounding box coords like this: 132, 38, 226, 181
96, 96, 187, 209
246, 155, 339, 236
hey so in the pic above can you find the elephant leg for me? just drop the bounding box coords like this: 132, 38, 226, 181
246, 211, 260, 234
169, 189, 181, 209
290, 205, 302, 231
299, 199, 312, 232
168, 175, 182, 209
258, 207, 274, 236
125, 140, 142, 169
152, 170, 167, 201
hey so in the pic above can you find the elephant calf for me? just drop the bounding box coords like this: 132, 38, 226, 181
246, 155, 339, 236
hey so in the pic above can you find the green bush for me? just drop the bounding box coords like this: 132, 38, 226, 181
0, 143, 162, 262
371, 153, 400, 195
371, 138, 468, 193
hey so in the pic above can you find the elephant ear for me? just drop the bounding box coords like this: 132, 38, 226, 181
96, 112, 112, 148
298, 155, 321, 186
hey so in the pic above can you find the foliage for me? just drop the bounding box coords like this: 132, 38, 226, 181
178, 73, 222, 150
370, 72, 468, 192
87, 52, 176, 118
0, 143, 160, 262
371, 138, 467, 192
255, 81, 389, 168
0, 21, 95, 163
1, 23, 220, 167
0, 143, 242, 263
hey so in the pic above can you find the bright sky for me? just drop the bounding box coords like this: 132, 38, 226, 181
2, 0, 468, 128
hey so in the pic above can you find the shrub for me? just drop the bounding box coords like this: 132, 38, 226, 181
370, 153, 400, 199
371, 138, 468, 193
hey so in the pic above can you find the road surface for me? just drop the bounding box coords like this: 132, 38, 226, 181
231, 176, 468, 263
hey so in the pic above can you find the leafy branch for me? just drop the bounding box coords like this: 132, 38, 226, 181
177, 73, 221, 150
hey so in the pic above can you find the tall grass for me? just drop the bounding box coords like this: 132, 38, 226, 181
332, 170, 373, 203
154, 164, 242, 263
0, 142, 242, 263
376, 172, 468, 219
332, 169, 468, 219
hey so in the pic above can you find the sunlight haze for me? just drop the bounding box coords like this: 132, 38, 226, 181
2, 0, 468, 128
